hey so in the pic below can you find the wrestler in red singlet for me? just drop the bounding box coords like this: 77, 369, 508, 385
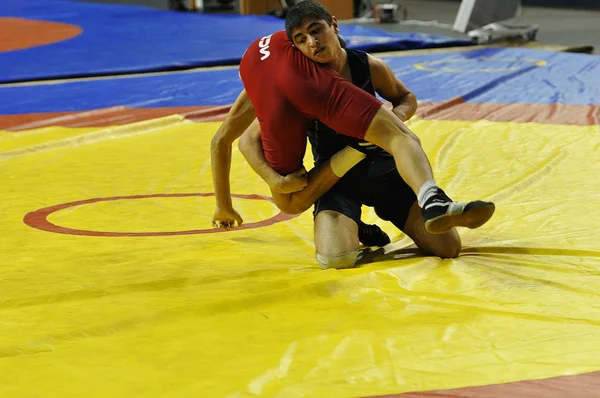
239, 30, 383, 175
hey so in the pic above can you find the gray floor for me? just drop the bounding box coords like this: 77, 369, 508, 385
77, 0, 170, 9
367, 0, 600, 53
75, 0, 600, 53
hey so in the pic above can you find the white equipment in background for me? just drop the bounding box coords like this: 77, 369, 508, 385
453, 0, 539, 44
352, 0, 539, 44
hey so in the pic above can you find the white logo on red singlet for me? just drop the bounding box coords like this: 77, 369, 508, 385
258, 34, 273, 61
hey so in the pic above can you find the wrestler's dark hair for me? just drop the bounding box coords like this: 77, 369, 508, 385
285, 1, 347, 49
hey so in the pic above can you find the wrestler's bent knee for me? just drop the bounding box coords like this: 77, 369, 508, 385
316, 251, 359, 270
431, 231, 461, 259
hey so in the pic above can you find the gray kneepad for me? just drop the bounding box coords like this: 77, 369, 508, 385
316, 251, 359, 270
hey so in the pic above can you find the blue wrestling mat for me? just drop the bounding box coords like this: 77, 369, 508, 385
0, 0, 472, 83
2, 47, 599, 115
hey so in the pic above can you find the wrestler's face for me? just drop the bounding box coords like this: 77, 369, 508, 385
291, 17, 340, 63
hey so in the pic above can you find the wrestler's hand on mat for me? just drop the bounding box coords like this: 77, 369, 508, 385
271, 167, 308, 193
212, 207, 243, 229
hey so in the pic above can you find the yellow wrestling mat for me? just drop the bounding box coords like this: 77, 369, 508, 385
2, 117, 600, 397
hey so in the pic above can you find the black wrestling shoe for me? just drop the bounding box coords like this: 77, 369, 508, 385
422, 188, 495, 235
358, 221, 391, 247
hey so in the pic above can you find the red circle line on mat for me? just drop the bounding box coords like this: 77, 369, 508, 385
0, 18, 83, 52
23, 193, 298, 237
